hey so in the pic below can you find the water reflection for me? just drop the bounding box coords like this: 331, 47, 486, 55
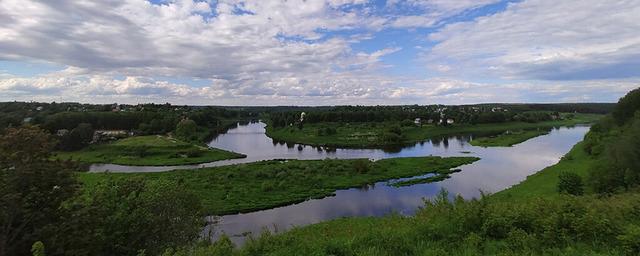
195, 122, 589, 245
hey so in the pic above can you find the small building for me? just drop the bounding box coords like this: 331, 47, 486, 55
36, 106, 44, 111
93, 130, 129, 143
56, 129, 69, 137
414, 118, 421, 125
447, 118, 455, 124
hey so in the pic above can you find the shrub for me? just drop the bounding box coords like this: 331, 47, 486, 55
558, 171, 584, 195
618, 224, 640, 255
352, 159, 370, 174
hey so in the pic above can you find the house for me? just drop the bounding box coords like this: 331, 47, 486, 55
93, 130, 129, 142
414, 118, 421, 125
56, 129, 69, 137
447, 119, 455, 124
36, 106, 44, 111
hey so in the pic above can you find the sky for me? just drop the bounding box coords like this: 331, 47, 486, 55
0, 0, 638, 106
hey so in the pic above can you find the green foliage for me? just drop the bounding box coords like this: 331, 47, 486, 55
54, 178, 203, 256
470, 129, 550, 147
618, 224, 640, 255
80, 156, 479, 215
587, 111, 640, 194
0, 126, 78, 256
58, 123, 95, 151
54, 135, 244, 166
558, 171, 584, 195
352, 159, 370, 173
613, 87, 640, 125
175, 118, 198, 141
400, 119, 415, 127
177, 192, 640, 255
266, 113, 602, 148
31, 242, 45, 256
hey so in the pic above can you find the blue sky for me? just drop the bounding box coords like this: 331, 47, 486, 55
0, 0, 638, 105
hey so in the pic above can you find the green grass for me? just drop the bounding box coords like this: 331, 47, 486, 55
491, 141, 595, 201
390, 168, 462, 187
78, 156, 479, 215
266, 113, 602, 148
469, 129, 550, 147
55, 135, 245, 166
175, 192, 639, 256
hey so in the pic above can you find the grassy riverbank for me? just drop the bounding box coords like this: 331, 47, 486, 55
266, 113, 601, 148
177, 128, 640, 256
56, 135, 244, 166
79, 156, 478, 215
491, 141, 596, 200
469, 129, 550, 147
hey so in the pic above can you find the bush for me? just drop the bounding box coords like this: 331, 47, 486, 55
185, 149, 204, 158
352, 159, 370, 174
401, 119, 415, 127
618, 224, 640, 255
175, 118, 198, 141
558, 171, 584, 195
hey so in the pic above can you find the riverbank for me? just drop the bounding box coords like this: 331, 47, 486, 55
56, 135, 245, 166
174, 126, 638, 255
79, 156, 479, 215
491, 141, 595, 200
265, 113, 601, 148
469, 129, 550, 147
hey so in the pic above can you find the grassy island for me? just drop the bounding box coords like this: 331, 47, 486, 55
79, 156, 479, 215
266, 113, 601, 148
469, 129, 550, 147
55, 135, 245, 166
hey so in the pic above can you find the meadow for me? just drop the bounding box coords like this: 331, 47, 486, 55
79, 156, 479, 215
55, 135, 245, 166
266, 113, 601, 148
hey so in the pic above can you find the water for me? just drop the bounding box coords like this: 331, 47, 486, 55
194, 122, 587, 244
89, 121, 589, 244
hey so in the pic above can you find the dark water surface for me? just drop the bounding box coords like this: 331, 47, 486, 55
188, 122, 588, 244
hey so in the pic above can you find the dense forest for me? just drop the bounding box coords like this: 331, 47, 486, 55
268, 103, 614, 128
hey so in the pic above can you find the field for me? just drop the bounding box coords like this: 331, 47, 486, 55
469, 129, 550, 147
79, 156, 479, 215
266, 113, 602, 148
55, 135, 245, 166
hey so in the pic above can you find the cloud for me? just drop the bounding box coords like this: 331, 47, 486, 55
0, 0, 636, 105
427, 0, 640, 80
1, 68, 636, 105
387, 0, 501, 28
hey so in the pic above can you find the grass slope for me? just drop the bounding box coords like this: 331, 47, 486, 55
56, 135, 245, 166
79, 156, 479, 215
266, 113, 601, 148
492, 141, 595, 200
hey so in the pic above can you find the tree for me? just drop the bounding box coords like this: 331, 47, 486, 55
59, 123, 94, 151
54, 177, 203, 256
175, 118, 198, 141
613, 88, 640, 125
0, 126, 77, 256
557, 171, 584, 195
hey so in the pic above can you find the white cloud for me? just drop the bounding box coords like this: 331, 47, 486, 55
0, 0, 636, 105
387, 0, 501, 28
427, 0, 640, 80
